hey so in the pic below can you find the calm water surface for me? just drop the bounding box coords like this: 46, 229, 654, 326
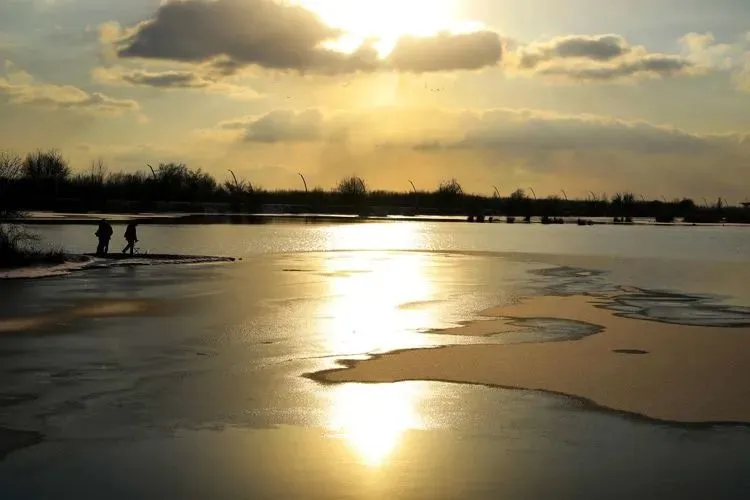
28, 220, 750, 261
1, 221, 749, 499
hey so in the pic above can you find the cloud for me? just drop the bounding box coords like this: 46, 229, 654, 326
196, 106, 750, 198
735, 53, 750, 92
680, 32, 736, 70
96, 67, 208, 89
535, 55, 693, 81
680, 31, 750, 93
219, 106, 738, 154
92, 65, 260, 99
387, 31, 503, 72
519, 35, 630, 68
111, 0, 503, 74
405, 108, 730, 156
511, 34, 697, 82
681, 31, 750, 93
112, 0, 377, 74
0, 64, 140, 115
234, 109, 324, 142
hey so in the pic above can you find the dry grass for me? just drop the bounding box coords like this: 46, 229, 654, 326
0, 225, 66, 269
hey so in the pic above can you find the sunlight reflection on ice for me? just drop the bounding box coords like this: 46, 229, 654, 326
328, 383, 424, 467
320, 251, 435, 353
320, 224, 432, 467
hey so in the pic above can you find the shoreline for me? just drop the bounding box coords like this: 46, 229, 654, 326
0, 253, 237, 280
307, 293, 750, 425
5, 212, 750, 227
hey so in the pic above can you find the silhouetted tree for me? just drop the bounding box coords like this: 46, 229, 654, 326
435, 178, 464, 212
509, 188, 526, 201
336, 175, 367, 197
0, 152, 23, 180
611, 192, 636, 217
87, 158, 108, 184
0, 152, 24, 215
334, 176, 368, 214
148, 163, 219, 202
437, 178, 463, 197
23, 150, 70, 181
507, 188, 529, 216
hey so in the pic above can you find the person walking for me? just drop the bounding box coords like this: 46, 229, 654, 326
122, 222, 138, 255
95, 219, 113, 256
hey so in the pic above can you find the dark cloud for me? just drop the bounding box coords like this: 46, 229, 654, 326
536, 54, 692, 81
115, 0, 503, 74
520, 35, 630, 68
115, 0, 377, 74
388, 31, 503, 72
118, 69, 209, 89
92, 65, 260, 99
514, 34, 695, 81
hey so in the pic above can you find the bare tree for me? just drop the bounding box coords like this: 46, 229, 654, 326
23, 150, 71, 180
88, 158, 109, 183
336, 175, 367, 197
0, 151, 23, 180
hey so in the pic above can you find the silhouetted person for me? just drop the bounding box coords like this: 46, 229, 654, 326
122, 223, 138, 255
95, 220, 113, 256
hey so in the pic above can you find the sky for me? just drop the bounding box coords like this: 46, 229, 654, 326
0, 0, 749, 200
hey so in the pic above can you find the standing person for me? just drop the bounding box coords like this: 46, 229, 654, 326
122, 222, 138, 255
95, 219, 113, 256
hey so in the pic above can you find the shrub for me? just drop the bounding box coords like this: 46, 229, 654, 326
336, 176, 367, 197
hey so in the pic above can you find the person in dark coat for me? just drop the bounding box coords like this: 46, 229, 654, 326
122, 223, 138, 255
95, 220, 113, 256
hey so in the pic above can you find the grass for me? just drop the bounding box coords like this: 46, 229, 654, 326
0, 224, 67, 269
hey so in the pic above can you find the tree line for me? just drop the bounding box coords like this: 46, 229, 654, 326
1, 149, 748, 223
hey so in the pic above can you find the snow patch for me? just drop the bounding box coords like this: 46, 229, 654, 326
1, 254, 235, 279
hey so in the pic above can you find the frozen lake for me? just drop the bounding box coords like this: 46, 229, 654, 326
1, 221, 750, 499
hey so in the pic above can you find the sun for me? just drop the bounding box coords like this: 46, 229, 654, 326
295, 0, 475, 56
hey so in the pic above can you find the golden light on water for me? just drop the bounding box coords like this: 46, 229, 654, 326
322, 224, 434, 353
320, 224, 435, 466
328, 383, 423, 467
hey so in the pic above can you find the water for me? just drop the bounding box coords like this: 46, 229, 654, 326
27, 220, 750, 262
2, 221, 750, 499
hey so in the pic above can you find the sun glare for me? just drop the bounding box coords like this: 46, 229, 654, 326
329, 383, 423, 467
315, 226, 437, 467
295, 0, 478, 56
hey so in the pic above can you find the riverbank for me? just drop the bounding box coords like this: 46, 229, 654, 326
5, 212, 750, 227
